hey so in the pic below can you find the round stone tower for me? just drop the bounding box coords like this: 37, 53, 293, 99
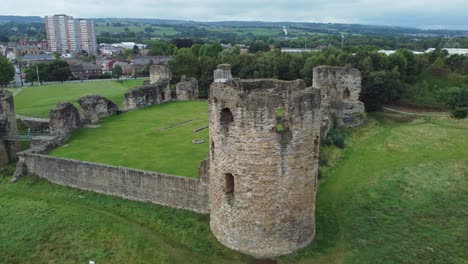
209, 76, 322, 258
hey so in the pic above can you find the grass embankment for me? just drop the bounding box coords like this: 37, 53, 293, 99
49, 101, 209, 177
402, 67, 466, 108
13, 79, 144, 118
1, 114, 466, 263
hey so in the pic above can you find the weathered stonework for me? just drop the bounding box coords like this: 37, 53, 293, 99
124, 66, 172, 110
49, 102, 81, 137
209, 78, 322, 258
313, 66, 365, 138
176, 76, 198, 101
150, 65, 172, 85
15, 152, 209, 213
213, 64, 233, 83
78, 95, 119, 124
0, 90, 20, 165
123, 83, 171, 110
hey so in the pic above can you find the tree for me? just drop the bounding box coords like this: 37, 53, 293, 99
249, 40, 270, 53
48, 60, 72, 83
133, 45, 139, 55
0, 56, 15, 87
24, 63, 48, 85
112, 65, 123, 79
169, 52, 199, 80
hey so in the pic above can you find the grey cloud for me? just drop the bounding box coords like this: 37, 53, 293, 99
5, 0, 468, 29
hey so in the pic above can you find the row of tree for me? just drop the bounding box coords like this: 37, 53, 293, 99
166, 42, 468, 113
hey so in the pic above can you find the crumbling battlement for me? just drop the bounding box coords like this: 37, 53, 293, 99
78, 95, 119, 124
124, 65, 172, 110
313, 66, 365, 138
209, 77, 322, 258
49, 102, 81, 137
213, 64, 233, 83
176, 76, 198, 101
150, 65, 172, 85
0, 90, 20, 165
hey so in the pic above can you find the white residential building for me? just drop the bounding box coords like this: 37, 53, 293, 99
45, 14, 98, 55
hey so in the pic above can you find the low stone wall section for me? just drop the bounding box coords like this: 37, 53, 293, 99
15, 152, 209, 214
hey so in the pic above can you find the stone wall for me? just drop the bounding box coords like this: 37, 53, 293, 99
15, 152, 209, 213
17, 118, 50, 133
124, 65, 172, 111
123, 83, 171, 111
78, 95, 119, 124
176, 76, 198, 101
49, 102, 81, 137
209, 78, 322, 258
313, 66, 365, 138
150, 65, 172, 85
0, 90, 20, 165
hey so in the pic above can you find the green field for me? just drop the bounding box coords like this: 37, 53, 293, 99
49, 101, 209, 177
95, 23, 178, 36
12, 80, 144, 118
1, 113, 467, 263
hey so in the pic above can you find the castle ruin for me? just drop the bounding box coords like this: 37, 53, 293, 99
78, 95, 119, 124
0, 90, 20, 165
313, 66, 365, 138
10, 63, 365, 259
49, 102, 81, 137
175, 76, 198, 100
124, 65, 172, 110
209, 75, 322, 258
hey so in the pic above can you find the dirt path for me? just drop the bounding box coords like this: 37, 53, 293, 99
382, 106, 450, 117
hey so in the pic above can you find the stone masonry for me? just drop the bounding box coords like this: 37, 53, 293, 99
124, 65, 172, 110
78, 95, 119, 124
209, 77, 322, 258
176, 76, 198, 101
213, 64, 233, 83
49, 102, 81, 137
313, 66, 365, 138
0, 90, 20, 165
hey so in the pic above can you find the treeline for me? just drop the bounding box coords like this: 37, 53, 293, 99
24, 60, 72, 84
0, 22, 45, 42
160, 40, 467, 116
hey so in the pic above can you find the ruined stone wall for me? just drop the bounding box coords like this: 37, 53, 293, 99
209, 78, 322, 258
313, 66, 365, 138
124, 65, 172, 111
150, 65, 172, 85
15, 152, 210, 213
176, 76, 198, 101
0, 90, 20, 165
78, 95, 119, 124
123, 82, 171, 110
49, 102, 81, 137
213, 64, 233, 83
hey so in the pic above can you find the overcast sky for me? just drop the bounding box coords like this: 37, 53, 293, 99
5, 0, 468, 30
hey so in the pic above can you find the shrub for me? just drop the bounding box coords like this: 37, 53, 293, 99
451, 107, 468, 119
323, 128, 346, 149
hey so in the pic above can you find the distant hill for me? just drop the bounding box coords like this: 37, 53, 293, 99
95, 17, 468, 37
1, 15, 467, 37
0, 16, 42, 23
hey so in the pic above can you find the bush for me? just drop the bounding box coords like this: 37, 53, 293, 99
451, 107, 468, 119
98, 73, 112, 79
323, 128, 346, 149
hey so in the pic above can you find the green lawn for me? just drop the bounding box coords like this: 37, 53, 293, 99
49, 101, 209, 177
12, 79, 144, 118
0, 113, 467, 263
